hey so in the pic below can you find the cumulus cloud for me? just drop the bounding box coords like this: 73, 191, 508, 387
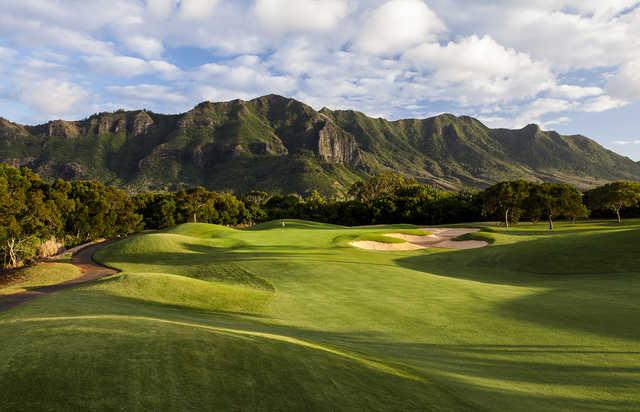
580, 95, 628, 112
354, 0, 446, 55
122, 36, 164, 59
550, 85, 603, 100
607, 59, 640, 100
405, 35, 554, 104
146, 0, 175, 19
513, 98, 575, 126
18, 79, 89, 118
0, 0, 638, 142
254, 0, 349, 32
178, 0, 220, 20
84, 55, 180, 79
193, 55, 297, 99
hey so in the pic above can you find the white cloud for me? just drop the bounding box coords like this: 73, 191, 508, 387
122, 36, 164, 59
0, 0, 638, 138
85, 55, 180, 79
607, 59, 640, 100
612, 139, 640, 145
194, 56, 297, 96
18, 79, 89, 118
514, 98, 575, 125
0, 13, 114, 56
148, 60, 181, 79
254, 0, 349, 32
580, 95, 628, 112
178, 0, 220, 20
430, 1, 638, 70
85, 55, 149, 77
550, 84, 603, 99
354, 0, 446, 55
107, 84, 187, 105
146, 0, 175, 19
405, 35, 554, 104
0, 46, 16, 59
544, 116, 571, 127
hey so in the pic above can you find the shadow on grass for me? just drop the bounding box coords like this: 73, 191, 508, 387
15, 287, 640, 411
396, 228, 640, 341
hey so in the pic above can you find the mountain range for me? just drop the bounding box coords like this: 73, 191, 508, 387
2, 94, 639, 195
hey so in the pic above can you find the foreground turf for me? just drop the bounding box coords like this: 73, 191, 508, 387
1, 219, 639, 410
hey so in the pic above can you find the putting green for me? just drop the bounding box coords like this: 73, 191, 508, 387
1, 219, 639, 410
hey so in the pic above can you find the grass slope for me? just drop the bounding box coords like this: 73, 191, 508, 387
0, 263, 81, 295
1, 219, 640, 410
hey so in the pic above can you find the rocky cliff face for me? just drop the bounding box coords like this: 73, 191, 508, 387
83, 111, 155, 136
48, 120, 80, 138
316, 119, 359, 164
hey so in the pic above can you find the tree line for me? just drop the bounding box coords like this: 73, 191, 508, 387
2, 164, 640, 269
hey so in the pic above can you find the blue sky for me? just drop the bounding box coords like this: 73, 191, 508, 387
0, 0, 639, 159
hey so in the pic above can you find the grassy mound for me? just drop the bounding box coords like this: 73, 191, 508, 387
2, 219, 640, 410
91, 272, 273, 314
0, 263, 81, 295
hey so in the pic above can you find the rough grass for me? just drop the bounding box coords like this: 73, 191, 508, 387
0, 263, 81, 295
1, 219, 640, 410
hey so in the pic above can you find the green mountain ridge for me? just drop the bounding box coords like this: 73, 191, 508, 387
1, 94, 639, 194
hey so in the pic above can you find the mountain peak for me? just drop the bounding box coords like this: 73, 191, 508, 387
523, 123, 542, 133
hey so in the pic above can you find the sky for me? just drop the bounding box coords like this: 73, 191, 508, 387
0, 0, 639, 160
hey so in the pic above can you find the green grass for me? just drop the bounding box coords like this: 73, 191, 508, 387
1, 219, 640, 410
0, 263, 81, 295
352, 233, 407, 243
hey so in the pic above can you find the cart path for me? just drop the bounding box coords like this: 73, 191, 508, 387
0, 241, 119, 312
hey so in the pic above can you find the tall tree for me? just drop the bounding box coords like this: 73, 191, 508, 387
480, 180, 532, 227
586, 182, 640, 223
528, 183, 586, 230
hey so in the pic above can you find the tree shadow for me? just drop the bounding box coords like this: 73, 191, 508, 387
395, 229, 640, 341
21, 287, 640, 411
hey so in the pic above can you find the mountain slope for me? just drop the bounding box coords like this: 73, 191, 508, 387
1, 94, 639, 194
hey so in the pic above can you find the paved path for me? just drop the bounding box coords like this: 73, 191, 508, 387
0, 241, 119, 312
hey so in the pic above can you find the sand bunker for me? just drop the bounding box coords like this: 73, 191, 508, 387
350, 228, 488, 251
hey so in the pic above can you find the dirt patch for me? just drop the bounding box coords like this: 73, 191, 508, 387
350, 228, 489, 251
349, 241, 425, 251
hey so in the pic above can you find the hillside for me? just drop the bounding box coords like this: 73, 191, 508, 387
2, 94, 639, 194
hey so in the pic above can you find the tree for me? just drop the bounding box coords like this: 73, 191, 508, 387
175, 187, 215, 224
480, 181, 532, 227
586, 182, 640, 223
242, 191, 272, 224
528, 183, 586, 230
135, 193, 176, 229
67, 181, 142, 241
348, 172, 416, 203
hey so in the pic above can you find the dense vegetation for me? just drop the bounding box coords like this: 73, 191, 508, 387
2, 94, 640, 195
2, 163, 639, 269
